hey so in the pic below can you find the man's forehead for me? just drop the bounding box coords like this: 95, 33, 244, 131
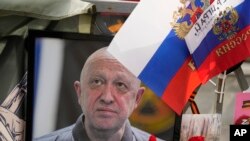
85, 58, 137, 79
87, 59, 130, 75
89, 58, 122, 66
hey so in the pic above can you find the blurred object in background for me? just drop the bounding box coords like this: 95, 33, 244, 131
92, 13, 128, 35
234, 92, 250, 125
0, 72, 27, 141
130, 84, 177, 140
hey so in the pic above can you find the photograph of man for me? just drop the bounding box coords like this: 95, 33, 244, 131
35, 47, 165, 141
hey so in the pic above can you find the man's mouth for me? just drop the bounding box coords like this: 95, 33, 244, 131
96, 107, 116, 113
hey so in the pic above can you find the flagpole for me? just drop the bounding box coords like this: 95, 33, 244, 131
234, 66, 249, 91
215, 71, 227, 114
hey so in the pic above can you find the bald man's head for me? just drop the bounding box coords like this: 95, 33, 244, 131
79, 47, 141, 87
73, 47, 145, 136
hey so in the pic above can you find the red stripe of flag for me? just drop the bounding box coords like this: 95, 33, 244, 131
198, 25, 250, 83
162, 57, 201, 115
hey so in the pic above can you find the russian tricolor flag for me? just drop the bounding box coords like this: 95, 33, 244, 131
185, 0, 250, 83
108, 0, 201, 115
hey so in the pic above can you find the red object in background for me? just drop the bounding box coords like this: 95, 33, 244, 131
235, 115, 250, 125
149, 135, 156, 141
188, 136, 205, 141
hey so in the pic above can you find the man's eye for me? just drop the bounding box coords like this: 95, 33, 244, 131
116, 82, 128, 91
89, 78, 103, 87
93, 79, 102, 85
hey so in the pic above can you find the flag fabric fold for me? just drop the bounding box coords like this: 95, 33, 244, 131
185, 0, 250, 83
108, 0, 201, 115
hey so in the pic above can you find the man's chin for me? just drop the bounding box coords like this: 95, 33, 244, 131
93, 119, 121, 130
94, 124, 117, 131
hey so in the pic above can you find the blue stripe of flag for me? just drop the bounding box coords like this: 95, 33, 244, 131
138, 31, 190, 96
192, 1, 249, 67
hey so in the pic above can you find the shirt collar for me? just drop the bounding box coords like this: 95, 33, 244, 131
72, 114, 134, 141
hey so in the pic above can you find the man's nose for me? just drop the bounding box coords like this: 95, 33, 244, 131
100, 84, 114, 104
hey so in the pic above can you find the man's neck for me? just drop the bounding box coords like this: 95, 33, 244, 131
84, 122, 126, 141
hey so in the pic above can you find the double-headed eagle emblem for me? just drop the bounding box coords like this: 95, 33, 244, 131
212, 7, 239, 40
172, 0, 239, 40
171, 0, 211, 39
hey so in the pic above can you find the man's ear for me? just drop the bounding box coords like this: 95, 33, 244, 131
135, 87, 145, 107
74, 81, 81, 104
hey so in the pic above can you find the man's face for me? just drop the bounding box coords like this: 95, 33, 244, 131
75, 58, 143, 130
